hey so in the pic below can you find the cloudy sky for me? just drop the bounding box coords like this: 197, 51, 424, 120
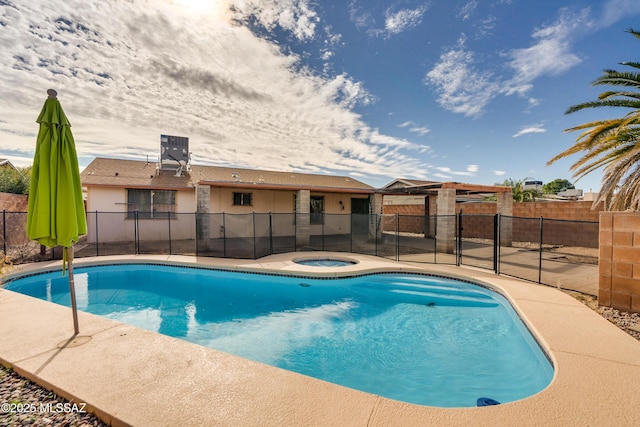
2, 0, 640, 191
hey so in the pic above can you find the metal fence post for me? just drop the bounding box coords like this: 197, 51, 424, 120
269, 212, 273, 255
538, 217, 544, 284
95, 211, 99, 257
350, 213, 353, 253
374, 214, 378, 257
322, 217, 325, 250
167, 211, 172, 255
253, 212, 257, 259
493, 214, 498, 273
134, 210, 139, 255
433, 215, 437, 264
496, 214, 501, 274
396, 214, 400, 261
2, 210, 6, 255
456, 210, 462, 266
193, 212, 200, 256
222, 212, 227, 258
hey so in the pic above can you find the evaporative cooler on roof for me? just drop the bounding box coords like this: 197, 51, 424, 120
160, 134, 189, 171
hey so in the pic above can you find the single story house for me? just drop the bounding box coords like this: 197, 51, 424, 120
80, 157, 376, 247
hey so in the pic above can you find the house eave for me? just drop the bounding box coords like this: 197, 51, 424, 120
197, 180, 375, 194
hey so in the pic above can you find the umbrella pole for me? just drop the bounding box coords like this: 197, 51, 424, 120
65, 246, 80, 335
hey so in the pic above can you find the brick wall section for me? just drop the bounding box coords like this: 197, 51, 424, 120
383, 200, 601, 247
383, 200, 602, 220
0, 192, 30, 248
599, 212, 640, 313
385, 205, 426, 233
0, 192, 28, 211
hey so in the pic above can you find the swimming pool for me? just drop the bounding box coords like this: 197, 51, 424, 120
5, 263, 553, 407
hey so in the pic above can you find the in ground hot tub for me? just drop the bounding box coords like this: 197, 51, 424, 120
292, 257, 358, 267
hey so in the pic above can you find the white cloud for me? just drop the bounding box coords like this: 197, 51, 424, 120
230, 0, 319, 40
503, 9, 589, 95
434, 165, 476, 177
513, 124, 547, 138
474, 15, 497, 38
458, 1, 478, 21
599, 0, 640, 28
348, 2, 428, 38
494, 170, 506, 176
425, 36, 498, 117
409, 126, 430, 136
433, 172, 451, 179
398, 121, 430, 136
384, 5, 428, 35
427, 8, 591, 116
348, 1, 374, 30
0, 0, 430, 184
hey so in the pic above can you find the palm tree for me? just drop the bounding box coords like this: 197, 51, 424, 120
505, 178, 540, 202
485, 178, 540, 202
548, 29, 640, 211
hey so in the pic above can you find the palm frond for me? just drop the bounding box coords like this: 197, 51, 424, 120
596, 67, 640, 80
620, 62, 640, 70
598, 91, 640, 101
565, 99, 640, 114
550, 28, 640, 210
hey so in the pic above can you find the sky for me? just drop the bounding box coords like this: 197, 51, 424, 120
2, 0, 640, 192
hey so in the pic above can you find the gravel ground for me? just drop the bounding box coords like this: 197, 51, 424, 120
0, 366, 106, 427
566, 291, 640, 341
1, 293, 638, 427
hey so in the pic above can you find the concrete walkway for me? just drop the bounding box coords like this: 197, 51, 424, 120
1, 253, 638, 426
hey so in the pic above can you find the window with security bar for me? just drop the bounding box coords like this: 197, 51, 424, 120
126, 189, 176, 219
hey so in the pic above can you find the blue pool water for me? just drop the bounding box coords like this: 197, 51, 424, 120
5, 264, 553, 407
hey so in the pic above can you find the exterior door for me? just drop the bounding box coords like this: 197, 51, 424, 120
351, 197, 369, 235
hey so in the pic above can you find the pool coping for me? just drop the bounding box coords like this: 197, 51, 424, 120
1, 252, 640, 426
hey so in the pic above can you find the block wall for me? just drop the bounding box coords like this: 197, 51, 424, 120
383, 200, 602, 242
599, 212, 640, 313
383, 200, 602, 220
0, 192, 28, 211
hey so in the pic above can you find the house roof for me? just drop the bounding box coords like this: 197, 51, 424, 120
383, 178, 441, 189
192, 164, 374, 193
81, 158, 192, 190
81, 158, 375, 193
381, 178, 512, 195
0, 159, 19, 171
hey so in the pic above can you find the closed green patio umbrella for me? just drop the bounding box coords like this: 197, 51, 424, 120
27, 89, 87, 334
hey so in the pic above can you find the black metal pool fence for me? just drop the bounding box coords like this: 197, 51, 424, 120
1, 210, 598, 288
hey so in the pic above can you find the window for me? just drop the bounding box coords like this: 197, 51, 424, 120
127, 189, 176, 219
233, 192, 252, 206
310, 196, 324, 224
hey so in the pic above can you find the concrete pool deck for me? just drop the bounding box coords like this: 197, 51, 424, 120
1, 252, 639, 426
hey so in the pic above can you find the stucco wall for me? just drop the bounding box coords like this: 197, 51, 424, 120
599, 212, 640, 313
84, 187, 197, 243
